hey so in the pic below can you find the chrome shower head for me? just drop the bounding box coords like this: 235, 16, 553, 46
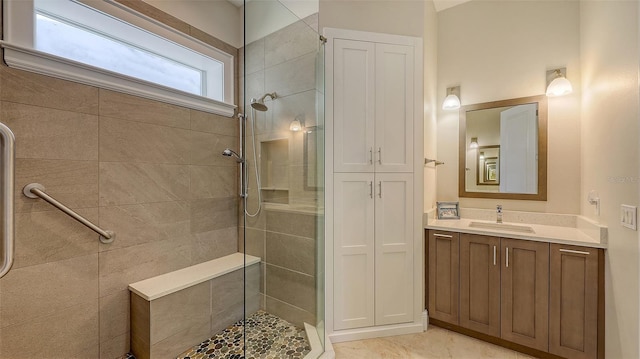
222, 148, 243, 162
250, 92, 277, 112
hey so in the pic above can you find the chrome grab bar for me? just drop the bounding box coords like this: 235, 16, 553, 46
0, 122, 15, 279
23, 183, 115, 244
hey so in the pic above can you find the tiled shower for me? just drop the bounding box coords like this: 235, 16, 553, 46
0, 0, 324, 357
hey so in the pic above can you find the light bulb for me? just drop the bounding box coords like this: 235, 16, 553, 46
442, 94, 461, 110
289, 119, 302, 132
546, 73, 573, 97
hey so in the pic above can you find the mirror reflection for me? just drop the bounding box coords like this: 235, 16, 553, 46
459, 96, 547, 201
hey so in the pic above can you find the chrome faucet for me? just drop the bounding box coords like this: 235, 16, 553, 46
496, 205, 503, 223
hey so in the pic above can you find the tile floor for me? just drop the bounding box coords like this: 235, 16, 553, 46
124, 310, 310, 359
333, 325, 537, 359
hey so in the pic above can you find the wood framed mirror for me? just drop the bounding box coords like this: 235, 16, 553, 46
459, 95, 547, 201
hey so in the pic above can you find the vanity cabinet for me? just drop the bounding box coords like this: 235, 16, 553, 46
427, 230, 604, 359
428, 230, 459, 324
459, 233, 500, 337
500, 238, 549, 352
549, 244, 602, 359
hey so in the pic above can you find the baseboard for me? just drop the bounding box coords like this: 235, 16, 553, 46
329, 322, 424, 343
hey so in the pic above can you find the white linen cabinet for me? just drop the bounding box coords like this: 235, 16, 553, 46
326, 28, 423, 338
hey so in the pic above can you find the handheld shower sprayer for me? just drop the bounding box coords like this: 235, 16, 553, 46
222, 148, 243, 163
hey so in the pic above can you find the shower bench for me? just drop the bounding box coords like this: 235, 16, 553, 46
128, 252, 261, 359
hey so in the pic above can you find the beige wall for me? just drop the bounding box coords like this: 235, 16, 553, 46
142, 0, 242, 48
319, 0, 425, 37
436, 0, 582, 213
424, 0, 438, 211
0, 4, 239, 359
579, 1, 639, 358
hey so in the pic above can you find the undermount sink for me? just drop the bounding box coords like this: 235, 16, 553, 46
468, 221, 535, 233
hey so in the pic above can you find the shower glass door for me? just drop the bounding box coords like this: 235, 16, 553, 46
241, 0, 325, 357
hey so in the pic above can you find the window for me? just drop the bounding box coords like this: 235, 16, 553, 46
2, 0, 235, 116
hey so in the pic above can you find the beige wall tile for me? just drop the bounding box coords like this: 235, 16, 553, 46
99, 90, 190, 129
0, 66, 99, 114
264, 20, 318, 68
191, 227, 238, 265
189, 165, 236, 200
245, 208, 266, 230
14, 208, 99, 268
266, 210, 318, 238
189, 131, 237, 166
150, 319, 210, 359
0, 300, 99, 359
100, 332, 130, 359
99, 201, 190, 251
266, 232, 315, 276
15, 159, 99, 213
1, 101, 98, 160
99, 117, 191, 164
190, 197, 238, 234
244, 227, 265, 259
265, 53, 316, 98
243, 71, 266, 109
210, 302, 243, 336
150, 282, 210, 344
130, 293, 151, 359
190, 110, 238, 136
265, 296, 315, 329
0, 254, 98, 328
100, 290, 130, 344
210, 269, 243, 316
99, 162, 189, 206
265, 264, 315, 314
242, 39, 265, 77
99, 239, 191, 297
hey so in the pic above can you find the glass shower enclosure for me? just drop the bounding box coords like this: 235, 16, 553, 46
240, 1, 325, 357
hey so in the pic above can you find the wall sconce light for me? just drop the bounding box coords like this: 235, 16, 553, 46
546, 68, 573, 97
289, 119, 302, 132
290, 115, 303, 132
442, 86, 461, 110
469, 137, 479, 149
479, 151, 485, 160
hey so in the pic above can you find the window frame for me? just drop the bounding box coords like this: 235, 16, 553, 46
2, 0, 236, 117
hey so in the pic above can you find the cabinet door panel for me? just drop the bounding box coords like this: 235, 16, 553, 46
334, 39, 375, 173
460, 234, 500, 337
375, 173, 413, 325
501, 238, 549, 351
374, 43, 414, 173
333, 173, 375, 329
428, 230, 459, 324
549, 244, 600, 359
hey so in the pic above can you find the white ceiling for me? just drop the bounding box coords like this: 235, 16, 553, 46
229, 0, 471, 13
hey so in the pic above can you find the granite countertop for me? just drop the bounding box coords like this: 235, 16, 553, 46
425, 217, 607, 249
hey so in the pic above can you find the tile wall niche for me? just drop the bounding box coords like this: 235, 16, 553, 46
239, 13, 322, 328
0, 2, 240, 358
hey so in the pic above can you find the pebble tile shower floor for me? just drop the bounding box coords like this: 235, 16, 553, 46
124, 311, 311, 359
